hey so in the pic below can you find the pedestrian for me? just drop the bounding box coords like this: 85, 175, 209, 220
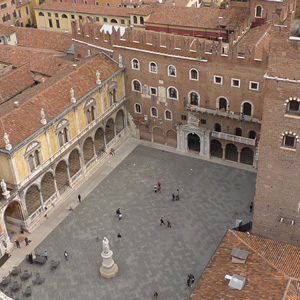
172, 193, 175, 201
160, 217, 165, 226
44, 250, 48, 260
119, 213, 122, 221
116, 208, 121, 216
176, 189, 180, 201
154, 292, 158, 299
44, 206, 48, 211
167, 219, 171, 228
25, 237, 29, 246
15, 240, 20, 248
154, 185, 158, 193
69, 206, 73, 211
78, 194, 81, 203
110, 148, 115, 155
64, 251, 68, 261
117, 233, 122, 241
158, 182, 161, 192
249, 202, 253, 212
28, 253, 33, 264
44, 213, 48, 219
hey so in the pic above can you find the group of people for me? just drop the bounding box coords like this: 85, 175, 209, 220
154, 182, 161, 193
172, 189, 180, 201
116, 208, 122, 220
187, 274, 195, 287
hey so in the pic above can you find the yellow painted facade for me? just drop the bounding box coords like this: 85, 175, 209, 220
0, 154, 14, 185
17, 1, 32, 27
35, 8, 130, 32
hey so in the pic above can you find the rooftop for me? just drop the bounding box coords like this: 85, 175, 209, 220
0, 24, 16, 36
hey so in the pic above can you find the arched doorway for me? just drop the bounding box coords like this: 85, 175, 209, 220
214, 123, 221, 132
188, 133, 200, 152
240, 147, 254, 165
94, 127, 105, 156
140, 125, 151, 141
210, 140, 222, 158
116, 110, 125, 134
41, 172, 56, 202
25, 185, 41, 216
4, 201, 23, 237
83, 137, 94, 164
105, 118, 115, 144
69, 149, 81, 177
153, 127, 164, 144
166, 130, 177, 148
55, 160, 69, 193
225, 144, 238, 161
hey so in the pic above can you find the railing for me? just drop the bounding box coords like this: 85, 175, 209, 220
211, 131, 256, 146
18, 97, 126, 189
86, 157, 96, 169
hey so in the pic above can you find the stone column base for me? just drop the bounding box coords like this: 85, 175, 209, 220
100, 263, 119, 278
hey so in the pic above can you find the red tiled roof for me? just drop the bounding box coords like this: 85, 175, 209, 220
14, 27, 73, 53
190, 230, 300, 300
0, 54, 120, 149
35, 2, 131, 17
0, 24, 16, 36
16, 0, 31, 8
145, 5, 250, 29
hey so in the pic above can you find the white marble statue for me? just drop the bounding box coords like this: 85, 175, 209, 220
3, 133, 12, 151
96, 70, 101, 85
103, 237, 110, 253
70, 88, 76, 103
1, 179, 7, 193
118, 54, 123, 68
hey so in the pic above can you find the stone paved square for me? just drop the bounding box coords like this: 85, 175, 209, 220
13, 145, 255, 300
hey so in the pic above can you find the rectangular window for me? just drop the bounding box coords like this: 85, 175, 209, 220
121, 19, 125, 24
104, 17, 107, 22
181, 115, 187, 121
56, 19, 60, 28
79, 15, 83, 20
150, 87, 157, 96
214, 75, 223, 85
26, 6, 29, 14
96, 1, 99, 4
48, 19, 52, 28
71, 14, 75, 19
231, 78, 241, 88
249, 81, 259, 91
200, 119, 206, 124
18, 9, 21, 18
55, 13, 58, 17
1, 4, 7, 9
48, 12, 51, 17
283, 136, 296, 148
96, 17, 99, 21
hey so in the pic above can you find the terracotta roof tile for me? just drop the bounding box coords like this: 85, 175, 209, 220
285, 280, 300, 300
164, 0, 190, 7
35, 2, 131, 17
0, 24, 16, 36
0, 54, 120, 149
16, 0, 31, 8
190, 230, 300, 300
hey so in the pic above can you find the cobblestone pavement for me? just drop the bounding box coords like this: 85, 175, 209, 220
10, 145, 256, 300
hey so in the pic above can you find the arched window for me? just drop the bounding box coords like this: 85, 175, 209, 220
190, 69, 198, 80
85, 99, 96, 125
132, 80, 142, 92
219, 97, 228, 111
140, 17, 144, 24
106, 2, 110, 5
149, 62, 157, 73
287, 100, 300, 113
135, 103, 142, 114
242, 102, 252, 116
39, 12, 44, 16
168, 65, 176, 77
255, 5, 262, 18
56, 119, 70, 147
249, 130, 256, 139
165, 110, 172, 120
132, 58, 140, 70
111, 19, 117, 24
167, 87, 178, 100
189, 92, 199, 106
151, 107, 158, 117
235, 128, 242, 136
108, 81, 117, 106
215, 123, 221, 132
25, 141, 42, 172
62, 14, 68, 18
133, 16, 137, 24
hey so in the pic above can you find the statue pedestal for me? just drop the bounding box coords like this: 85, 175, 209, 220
99, 250, 118, 278
2, 191, 10, 200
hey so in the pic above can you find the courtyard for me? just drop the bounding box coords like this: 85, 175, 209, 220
9, 144, 255, 300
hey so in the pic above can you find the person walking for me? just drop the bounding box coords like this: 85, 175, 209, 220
15, 240, 20, 248
160, 217, 165, 226
25, 237, 29, 246
118, 213, 122, 221
44, 250, 48, 260
64, 251, 69, 261
78, 194, 81, 203
167, 219, 171, 228
158, 182, 161, 192
117, 233, 122, 241
249, 202, 253, 212
154, 292, 158, 299
176, 189, 180, 201
172, 193, 175, 201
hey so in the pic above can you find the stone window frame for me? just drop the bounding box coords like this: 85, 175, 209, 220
281, 131, 299, 149
284, 97, 300, 115
150, 106, 158, 118
214, 75, 223, 85
108, 81, 118, 106
255, 5, 263, 18
56, 119, 71, 148
241, 101, 253, 116
168, 65, 176, 77
189, 69, 199, 81
165, 109, 172, 120
134, 103, 142, 114
84, 98, 97, 125
132, 79, 142, 93
25, 141, 43, 172
149, 61, 158, 74
249, 81, 259, 91
167, 86, 178, 100
231, 78, 241, 88
217, 96, 229, 112
131, 58, 140, 70
188, 91, 200, 106
150, 87, 157, 96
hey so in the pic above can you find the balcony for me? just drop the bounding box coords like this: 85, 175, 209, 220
211, 131, 256, 146
187, 105, 262, 124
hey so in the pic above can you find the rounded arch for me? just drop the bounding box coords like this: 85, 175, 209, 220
39, 12, 44, 16
140, 16, 144, 24
62, 14, 68, 18
241, 101, 253, 116
4, 201, 23, 237
149, 61, 157, 73
225, 143, 238, 161
240, 147, 254, 165
105, 118, 115, 144
150, 106, 158, 118
153, 127, 164, 144
189, 91, 200, 106
189, 68, 199, 80
25, 184, 41, 216
133, 16, 137, 24
55, 160, 69, 193
111, 18, 118, 24
69, 148, 81, 177
210, 139, 222, 158
94, 127, 105, 156
131, 58, 140, 70
214, 123, 221, 132
83, 137, 94, 164
165, 109, 172, 120
132, 79, 142, 92
168, 65, 176, 77
134, 103, 142, 114
139, 124, 151, 141
255, 5, 263, 18
217, 96, 229, 111
167, 86, 178, 100
41, 172, 56, 202
188, 133, 200, 152
116, 109, 125, 133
